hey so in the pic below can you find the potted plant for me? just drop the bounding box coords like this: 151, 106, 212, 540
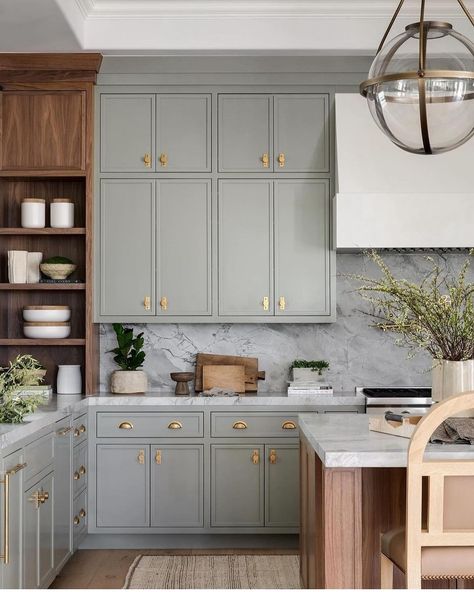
290, 359, 330, 382
352, 250, 474, 402
0, 355, 45, 423
108, 323, 148, 394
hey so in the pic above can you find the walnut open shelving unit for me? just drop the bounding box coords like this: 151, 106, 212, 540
0, 54, 102, 395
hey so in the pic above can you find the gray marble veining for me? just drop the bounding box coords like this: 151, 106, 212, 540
99, 253, 470, 393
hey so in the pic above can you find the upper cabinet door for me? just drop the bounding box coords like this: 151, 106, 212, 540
100, 179, 155, 317
157, 180, 211, 316
218, 180, 273, 316
218, 95, 272, 172
0, 91, 85, 171
274, 180, 331, 316
156, 95, 211, 172
100, 94, 155, 172
274, 94, 329, 172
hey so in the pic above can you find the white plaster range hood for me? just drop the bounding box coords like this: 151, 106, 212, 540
334, 93, 474, 251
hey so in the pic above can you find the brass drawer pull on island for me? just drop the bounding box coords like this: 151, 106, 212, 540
160, 296, 168, 311
1, 463, 27, 564
155, 450, 162, 465
143, 153, 152, 168
261, 153, 269, 168
262, 296, 269, 311
278, 153, 286, 167
159, 153, 168, 167
251, 449, 260, 464
79, 508, 86, 518
282, 420, 297, 430
269, 449, 277, 464
57, 426, 73, 437
144, 296, 151, 311
168, 421, 182, 430
78, 424, 86, 435
137, 450, 145, 465
79, 465, 86, 476
279, 296, 286, 311
73, 471, 81, 481
118, 421, 134, 430
232, 421, 248, 430
73, 516, 80, 526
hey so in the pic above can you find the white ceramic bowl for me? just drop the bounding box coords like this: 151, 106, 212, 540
23, 306, 71, 323
23, 322, 71, 339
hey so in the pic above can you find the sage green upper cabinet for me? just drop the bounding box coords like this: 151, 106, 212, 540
274, 94, 329, 172
157, 180, 211, 316
100, 94, 155, 172
274, 180, 330, 316
100, 180, 155, 317
156, 95, 211, 172
218, 180, 273, 316
218, 95, 272, 172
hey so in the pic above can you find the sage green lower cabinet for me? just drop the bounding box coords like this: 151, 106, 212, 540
151, 445, 204, 527
100, 179, 155, 317
211, 445, 264, 527
265, 445, 299, 527
96, 445, 150, 528
274, 180, 330, 316
157, 180, 211, 316
218, 180, 273, 316
53, 420, 72, 572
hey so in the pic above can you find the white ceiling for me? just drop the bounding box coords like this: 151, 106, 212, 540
0, 0, 473, 53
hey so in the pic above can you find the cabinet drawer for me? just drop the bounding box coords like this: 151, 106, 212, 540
73, 489, 87, 549
23, 432, 54, 483
73, 442, 88, 497
211, 413, 299, 438
96, 413, 204, 438
73, 414, 88, 446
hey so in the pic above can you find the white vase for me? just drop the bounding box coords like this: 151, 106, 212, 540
432, 359, 474, 403
57, 365, 82, 394
110, 370, 148, 394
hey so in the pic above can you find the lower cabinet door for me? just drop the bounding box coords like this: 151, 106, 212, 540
211, 445, 264, 527
38, 473, 55, 589
151, 445, 204, 527
54, 419, 72, 570
96, 445, 150, 527
265, 445, 299, 527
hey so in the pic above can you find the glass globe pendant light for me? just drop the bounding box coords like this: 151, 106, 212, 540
360, 0, 474, 154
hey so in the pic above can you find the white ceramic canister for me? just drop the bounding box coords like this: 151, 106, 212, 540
50, 198, 74, 228
57, 365, 82, 394
21, 198, 45, 228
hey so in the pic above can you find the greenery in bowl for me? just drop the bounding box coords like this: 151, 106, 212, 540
108, 323, 146, 371
290, 359, 330, 375
0, 355, 45, 423
351, 250, 474, 361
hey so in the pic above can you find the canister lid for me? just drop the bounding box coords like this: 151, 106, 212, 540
52, 198, 73, 203
22, 198, 45, 203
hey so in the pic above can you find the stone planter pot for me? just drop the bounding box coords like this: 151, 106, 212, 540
110, 370, 148, 394
432, 359, 474, 409
291, 368, 325, 382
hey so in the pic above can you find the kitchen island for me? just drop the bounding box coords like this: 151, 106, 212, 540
298, 413, 474, 589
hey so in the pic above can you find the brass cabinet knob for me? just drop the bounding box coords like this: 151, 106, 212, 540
73, 471, 81, 481
279, 296, 286, 311
29, 491, 41, 509
251, 449, 260, 464
160, 296, 168, 311
57, 426, 72, 437
79, 508, 86, 518
73, 516, 80, 526
74, 428, 80, 437
168, 421, 182, 430
118, 421, 133, 430
155, 450, 162, 465
159, 153, 168, 167
261, 153, 269, 168
79, 465, 86, 476
269, 449, 277, 464
42, 491, 49, 503
144, 153, 152, 168
144, 296, 151, 311
278, 153, 286, 167
262, 296, 269, 311
137, 450, 145, 465
282, 420, 297, 430
232, 421, 248, 430
79, 425, 86, 434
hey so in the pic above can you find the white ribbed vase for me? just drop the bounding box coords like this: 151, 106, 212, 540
432, 360, 474, 404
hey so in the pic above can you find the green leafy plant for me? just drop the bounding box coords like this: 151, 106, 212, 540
290, 359, 330, 375
351, 250, 474, 361
0, 355, 45, 423
108, 324, 146, 371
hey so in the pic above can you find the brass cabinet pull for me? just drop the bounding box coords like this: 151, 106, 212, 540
155, 450, 162, 465
279, 296, 286, 311
144, 296, 151, 311
79, 508, 86, 518
1, 463, 27, 564
74, 428, 80, 437
261, 153, 269, 168
159, 153, 168, 167
269, 449, 277, 464
137, 450, 145, 465
40, 491, 49, 504
251, 449, 260, 464
118, 421, 134, 430
79, 465, 86, 476
144, 153, 152, 168
168, 421, 182, 430
73, 471, 81, 481
79, 424, 86, 434
232, 421, 248, 430
73, 516, 80, 526
262, 296, 269, 311
282, 420, 297, 430
278, 153, 286, 167
160, 296, 168, 310
29, 491, 41, 509
57, 426, 73, 437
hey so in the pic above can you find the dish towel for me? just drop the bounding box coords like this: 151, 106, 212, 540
431, 418, 474, 444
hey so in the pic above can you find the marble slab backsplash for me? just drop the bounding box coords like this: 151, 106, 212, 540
99, 253, 469, 393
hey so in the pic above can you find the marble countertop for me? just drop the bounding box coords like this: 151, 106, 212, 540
299, 413, 474, 468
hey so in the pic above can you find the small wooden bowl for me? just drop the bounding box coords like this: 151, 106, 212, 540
170, 372, 194, 396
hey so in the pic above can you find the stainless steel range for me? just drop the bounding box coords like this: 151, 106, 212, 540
356, 387, 433, 415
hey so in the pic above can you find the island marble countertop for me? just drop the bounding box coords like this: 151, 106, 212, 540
298, 412, 474, 468
0, 391, 365, 452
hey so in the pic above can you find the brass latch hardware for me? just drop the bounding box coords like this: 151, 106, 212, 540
232, 421, 248, 430
79, 465, 86, 476
261, 153, 269, 168
155, 450, 162, 465
269, 449, 277, 464
137, 450, 145, 465
73, 516, 80, 526
79, 508, 86, 518
282, 420, 297, 430
118, 421, 134, 430
79, 424, 86, 434
168, 421, 182, 430
73, 471, 80, 481
159, 153, 168, 167
144, 296, 151, 311
278, 153, 286, 168
262, 296, 269, 311
74, 428, 80, 437
57, 426, 73, 437
251, 449, 260, 465
144, 153, 152, 168
160, 296, 168, 310
279, 296, 286, 311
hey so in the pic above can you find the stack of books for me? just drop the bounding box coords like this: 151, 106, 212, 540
287, 381, 333, 396
12, 384, 52, 403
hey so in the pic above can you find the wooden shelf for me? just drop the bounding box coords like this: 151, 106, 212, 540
0, 170, 86, 178
0, 283, 86, 291
0, 339, 85, 346
0, 228, 86, 235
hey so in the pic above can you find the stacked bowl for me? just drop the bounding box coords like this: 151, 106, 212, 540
23, 306, 71, 339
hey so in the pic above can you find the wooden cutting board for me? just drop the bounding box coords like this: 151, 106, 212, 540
194, 353, 265, 392
202, 365, 246, 393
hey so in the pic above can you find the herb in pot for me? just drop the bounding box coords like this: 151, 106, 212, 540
0, 355, 45, 423
290, 360, 330, 376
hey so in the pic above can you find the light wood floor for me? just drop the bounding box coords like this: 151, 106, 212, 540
51, 548, 299, 589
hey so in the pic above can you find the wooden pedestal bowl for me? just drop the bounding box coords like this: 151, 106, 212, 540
170, 372, 194, 396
